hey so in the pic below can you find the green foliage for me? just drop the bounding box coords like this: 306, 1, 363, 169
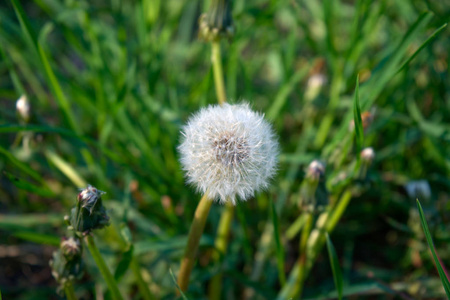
0, 0, 449, 299
326, 234, 343, 300
416, 200, 450, 298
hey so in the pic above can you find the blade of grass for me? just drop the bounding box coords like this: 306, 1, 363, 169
169, 269, 188, 300
3, 171, 55, 198
10, 0, 80, 133
395, 23, 447, 74
326, 234, 343, 300
270, 199, 286, 286
353, 75, 363, 155
45, 150, 87, 187
416, 199, 450, 297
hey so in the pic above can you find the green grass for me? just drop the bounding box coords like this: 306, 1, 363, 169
0, 0, 449, 299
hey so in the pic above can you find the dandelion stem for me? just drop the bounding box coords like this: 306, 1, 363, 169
208, 202, 235, 300
63, 281, 76, 300
278, 189, 353, 299
292, 212, 313, 299
178, 194, 213, 292
84, 235, 124, 300
211, 41, 227, 105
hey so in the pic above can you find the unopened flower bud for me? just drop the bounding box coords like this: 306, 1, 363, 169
50, 237, 83, 289
78, 185, 106, 215
358, 147, 375, 179
360, 147, 375, 164
70, 185, 110, 233
61, 237, 81, 260
299, 160, 327, 212
16, 95, 30, 122
199, 0, 234, 42
306, 160, 325, 182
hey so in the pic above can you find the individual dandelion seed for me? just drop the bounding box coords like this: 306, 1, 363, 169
179, 103, 279, 205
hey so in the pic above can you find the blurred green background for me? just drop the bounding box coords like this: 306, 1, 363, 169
0, 0, 449, 299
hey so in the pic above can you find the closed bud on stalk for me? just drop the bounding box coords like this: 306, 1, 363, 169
358, 147, 375, 179
360, 147, 375, 164
179, 103, 279, 205
61, 237, 82, 260
69, 185, 110, 234
199, 0, 234, 41
16, 95, 31, 123
300, 160, 326, 212
50, 237, 83, 290
305, 160, 325, 182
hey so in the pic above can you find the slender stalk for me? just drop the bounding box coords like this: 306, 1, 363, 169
208, 202, 235, 300
278, 189, 353, 299
63, 281, 77, 300
211, 41, 227, 105
178, 194, 213, 292
292, 212, 313, 299
84, 235, 124, 300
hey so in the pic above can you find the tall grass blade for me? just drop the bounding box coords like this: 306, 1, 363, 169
416, 200, 450, 297
326, 234, 343, 300
270, 199, 286, 286
10, 0, 79, 133
352, 75, 363, 154
395, 23, 447, 74
169, 269, 188, 300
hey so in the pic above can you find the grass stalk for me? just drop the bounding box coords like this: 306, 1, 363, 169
84, 235, 124, 300
211, 41, 227, 106
291, 212, 313, 299
63, 281, 76, 300
177, 194, 213, 292
208, 202, 235, 300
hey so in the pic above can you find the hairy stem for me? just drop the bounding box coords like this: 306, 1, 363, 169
63, 281, 76, 300
84, 235, 124, 300
208, 202, 235, 300
292, 212, 313, 299
211, 41, 227, 105
178, 194, 213, 291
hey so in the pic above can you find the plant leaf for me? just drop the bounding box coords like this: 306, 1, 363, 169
271, 199, 286, 286
326, 234, 343, 300
353, 75, 363, 155
416, 200, 450, 297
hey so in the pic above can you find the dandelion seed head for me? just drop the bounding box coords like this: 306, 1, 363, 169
179, 103, 279, 205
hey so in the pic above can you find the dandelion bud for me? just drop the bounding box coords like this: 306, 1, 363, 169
50, 237, 83, 289
358, 147, 375, 179
69, 185, 110, 233
61, 237, 82, 260
306, 160, 325, 182
179, 103, 279, 205
360, 147, 375, 164
199, 0, 234, 42
16, 95, 30, 122
300, 160, 326, 212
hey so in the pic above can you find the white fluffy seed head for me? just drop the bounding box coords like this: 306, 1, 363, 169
178, 103, 279, 205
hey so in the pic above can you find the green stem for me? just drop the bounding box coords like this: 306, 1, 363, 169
292, 212, 313, 299
278, 189, 353, 299
211, 41, 227, 105
84, 235, 124, 300
178, 194, 213, 292
208, 202, 235, 300
63, 281, 77, 300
